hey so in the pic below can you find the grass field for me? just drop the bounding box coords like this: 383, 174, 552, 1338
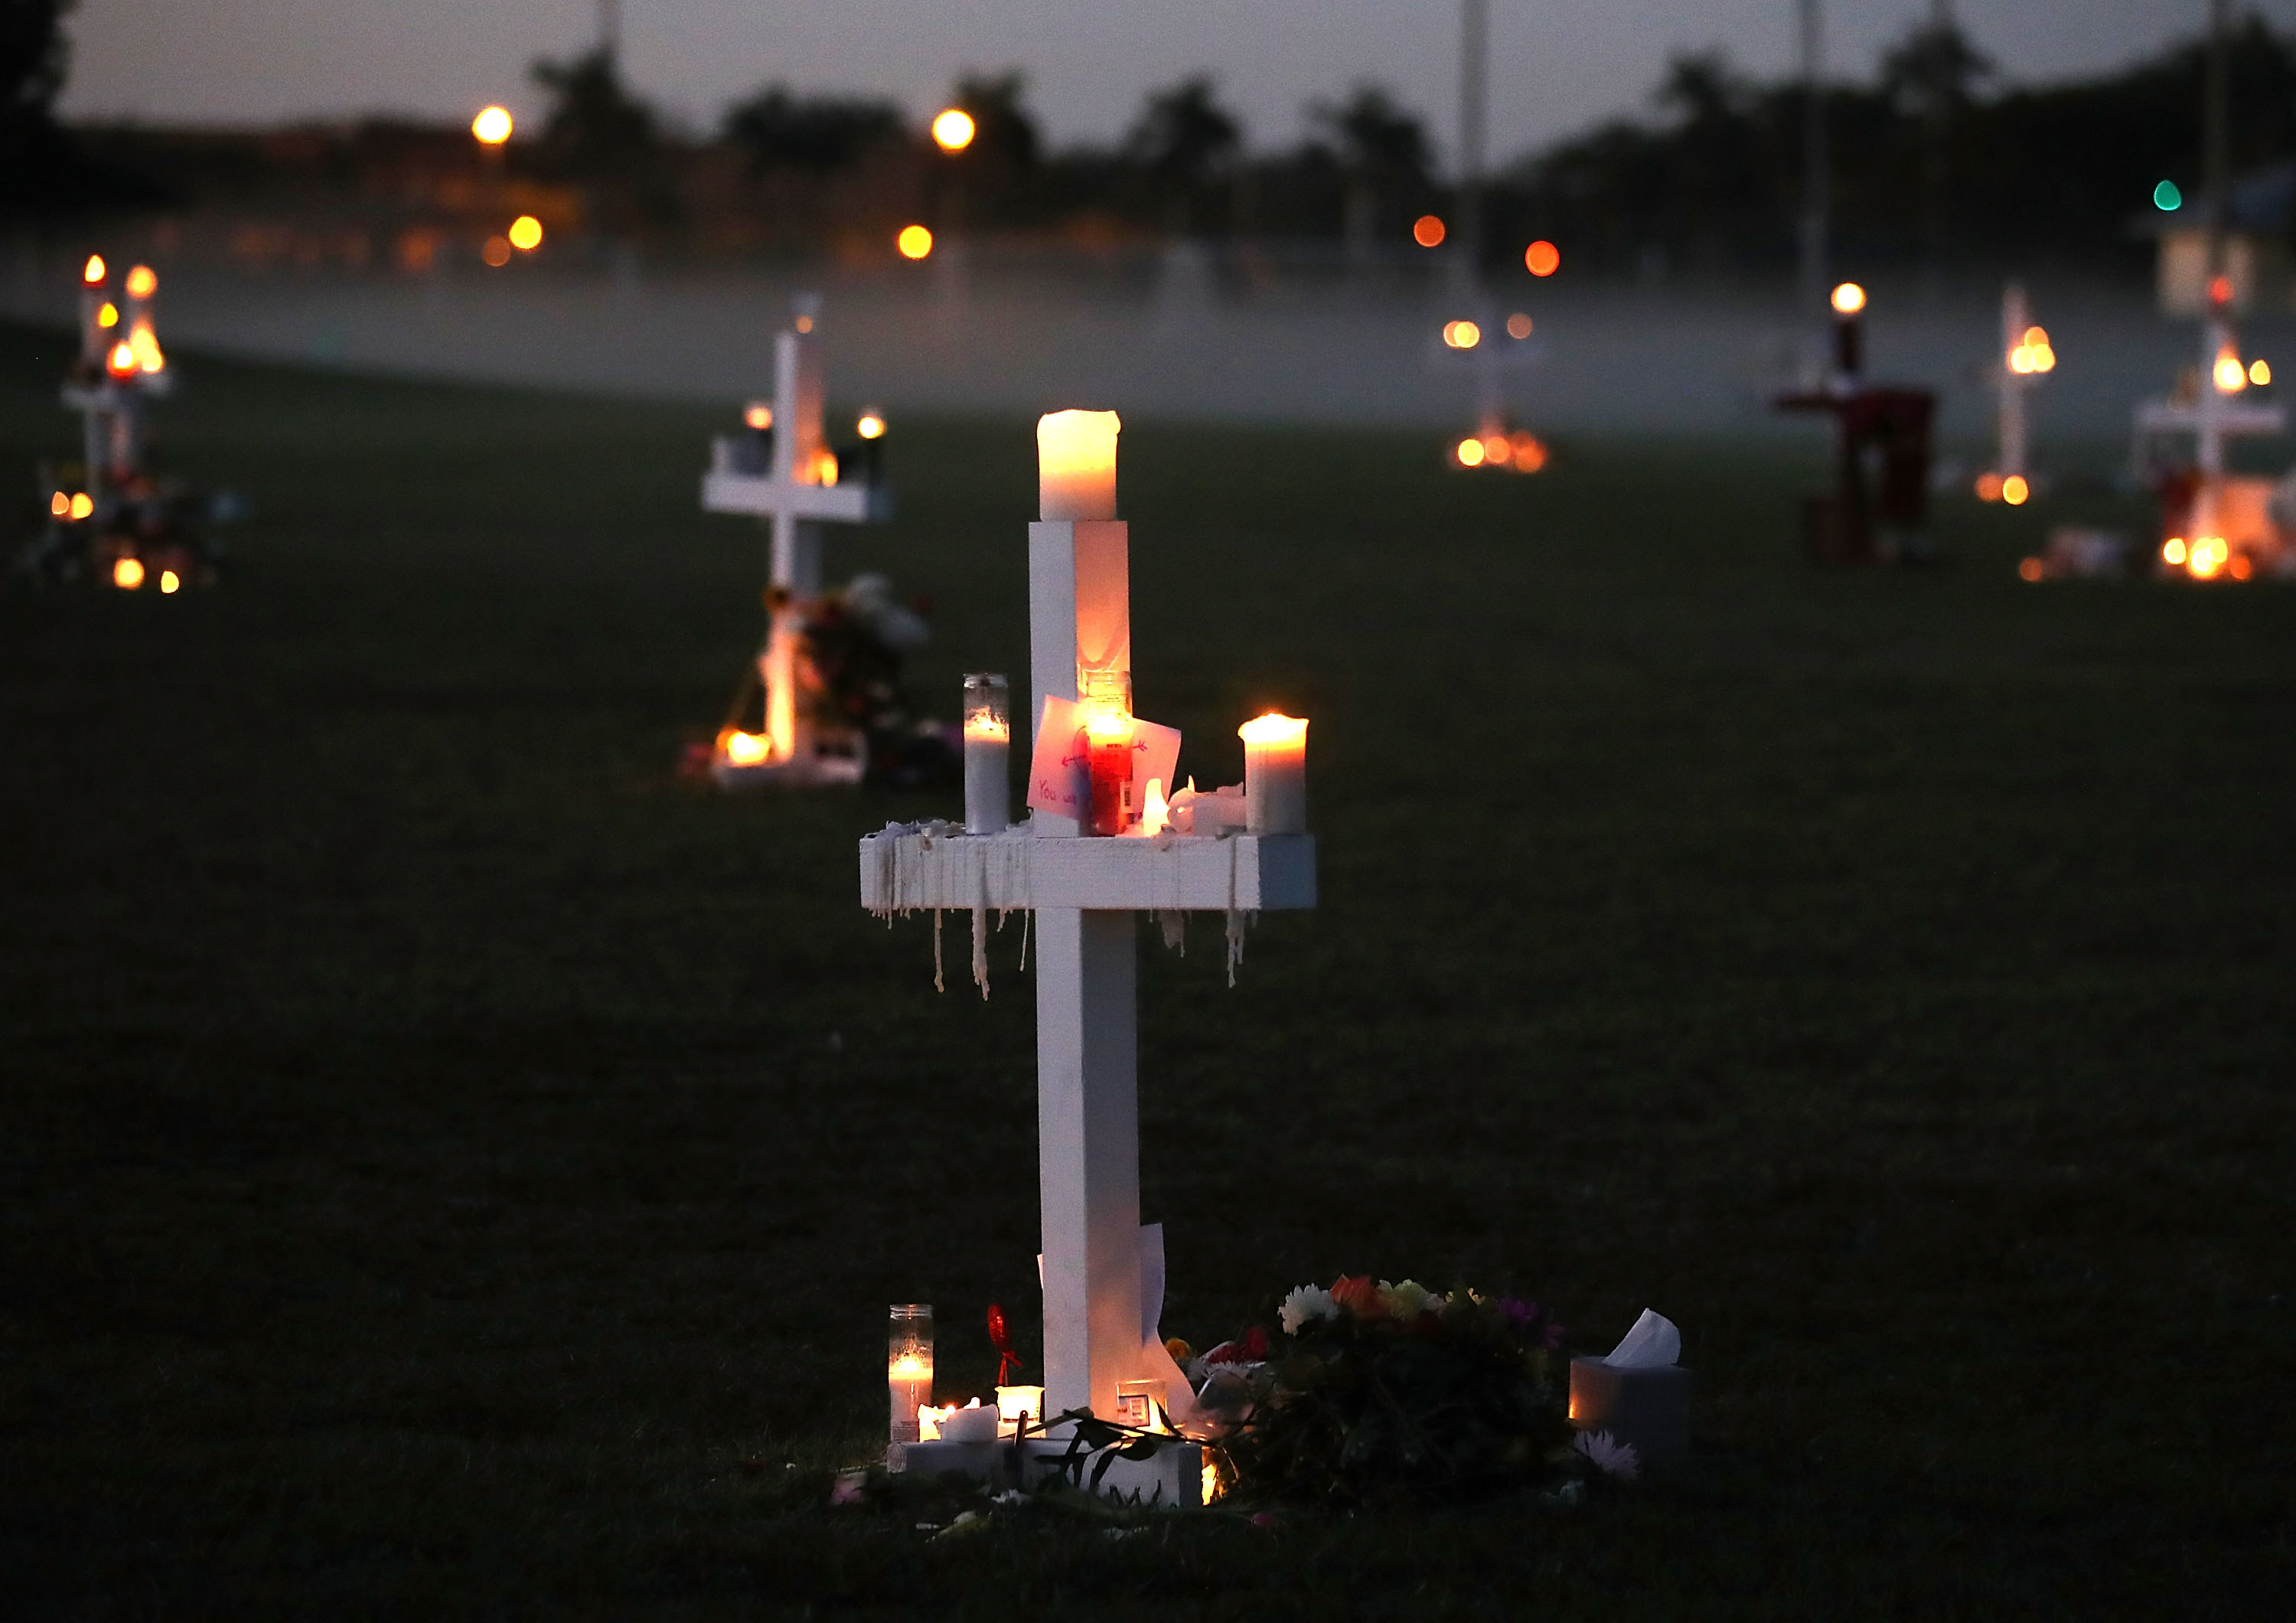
4, 318, 2293, 1618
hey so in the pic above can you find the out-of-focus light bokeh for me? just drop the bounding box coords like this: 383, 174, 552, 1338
931, 108, 975, 152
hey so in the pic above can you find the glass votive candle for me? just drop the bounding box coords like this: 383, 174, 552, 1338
962, 674, 1010, 834
1084, 709, 1134, 837
888, 1304, 933, 1445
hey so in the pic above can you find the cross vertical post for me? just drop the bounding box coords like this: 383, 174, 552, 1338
700, 299, 892, 783
1027, 514, 1144, 1418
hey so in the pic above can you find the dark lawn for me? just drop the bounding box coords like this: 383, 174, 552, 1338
2, 320, 2291, 1618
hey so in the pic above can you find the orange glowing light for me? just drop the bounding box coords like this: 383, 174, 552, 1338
1141, 776, 1170, 838
897, 224, 934, 260
794, 314, 814, 333
2229, 553, 2255, 580
481, 236, 513, 267
1455, 436, 1486, 468
2250, 358, 2272, 387
2208, 273, 2234, 306
113, 557, 145, 589
2010, 346, 2037, 374
2030, 342, 2056, 372
69, 492, 93, 520
1482, 433, 1512, 465
744, 403, 772, 430
1975, 472, 2004, 502
125, 265, 156, 299
96, 301, 119, 328
83, 254, 106, 285
507, 214, 543, 251
931, 107, 977, 152
1524, 239, 1560, 277
856, 410, 885, 439
2162, 537, 2188, 567
2018, 557, 2047, 582
722, 729, 770, 766
1830, 281, 1867, 316
2001, 475, 2030, 506
2214, 347, 2247, 392
159, 569, 181, 594
1505, 312, 1533, 339
472, 105, 514, 145
127, 318, 163, 373
1508, 431, 1548, 472
810, 449, 840, 486
1412, 214, 1446, 248
1442, 318, 1481, 349
1084, 708, 1133, 743
2188, 536, 2230, 579
49, 491, 69, 517
106, 341, 137, 378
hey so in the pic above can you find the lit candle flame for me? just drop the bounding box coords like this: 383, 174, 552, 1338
1831, 281, 1867, 316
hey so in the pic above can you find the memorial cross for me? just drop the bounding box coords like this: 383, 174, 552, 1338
701, 298, 892, 778
858, 416, 1317, 1426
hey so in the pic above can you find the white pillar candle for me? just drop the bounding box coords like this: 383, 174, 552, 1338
1238, 713, 1309, 834
962, 673, 1010, 833
1037, 410, 1120, 522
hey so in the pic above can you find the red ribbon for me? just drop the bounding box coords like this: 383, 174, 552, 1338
987, 1302, 1021, 1386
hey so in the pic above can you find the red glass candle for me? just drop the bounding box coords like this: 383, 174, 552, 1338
1085, 711, 1133, 836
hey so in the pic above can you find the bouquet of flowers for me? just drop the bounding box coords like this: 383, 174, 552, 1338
1182, 1277, 1592, 1506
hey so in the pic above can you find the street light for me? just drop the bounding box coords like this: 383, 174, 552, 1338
931, 108, 976, 153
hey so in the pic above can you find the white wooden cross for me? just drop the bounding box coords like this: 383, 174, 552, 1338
2131, 307, 2285, 492
701, 298, 891, 779
858, 423, 1316, 1432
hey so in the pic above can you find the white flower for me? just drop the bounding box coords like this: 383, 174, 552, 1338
1278, 1284, 1339, 1335
1574, 1429, 1641, 1482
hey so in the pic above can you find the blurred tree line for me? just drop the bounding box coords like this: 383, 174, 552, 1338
15, 5, 2296, 282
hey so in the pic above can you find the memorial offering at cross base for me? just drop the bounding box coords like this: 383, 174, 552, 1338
694, 296, 956, 788
17, 256, 233, 592
1772, 282, 1939, 566
2128, 271, 2291, 583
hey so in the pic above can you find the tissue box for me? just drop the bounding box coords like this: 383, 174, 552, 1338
1568, 1357, 1691, 1471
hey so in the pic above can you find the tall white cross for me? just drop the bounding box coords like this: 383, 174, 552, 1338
858, 423, 1317, 1424
702, 299, 891, 772
2131, 309, 2285, 502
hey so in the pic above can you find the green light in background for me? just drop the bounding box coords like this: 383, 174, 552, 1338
2154, 179, 2183, 211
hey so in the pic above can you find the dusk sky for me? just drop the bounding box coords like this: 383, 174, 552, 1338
59, 1, 2296, 166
